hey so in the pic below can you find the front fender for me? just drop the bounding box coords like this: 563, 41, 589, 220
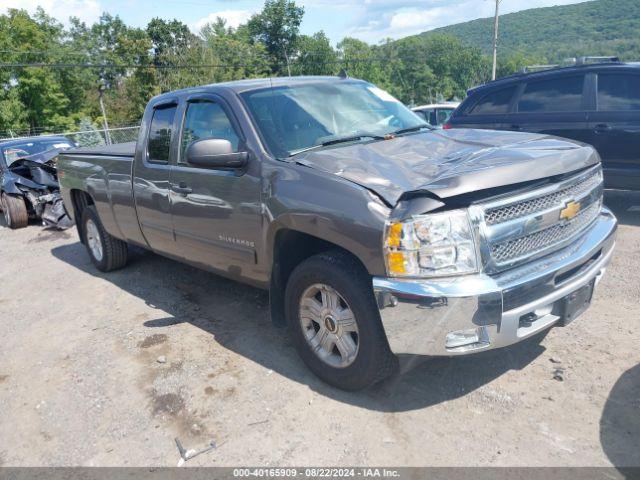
263, 161, 391, 277
2, 172, 39, 195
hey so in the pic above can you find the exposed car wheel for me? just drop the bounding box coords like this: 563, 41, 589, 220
81, 206, 128, 272
1, 193, 28, 229
285, 251, 397, 390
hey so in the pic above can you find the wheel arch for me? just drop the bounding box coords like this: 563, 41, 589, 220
69, 189, 95, 243
268, 225, 371, 327
1, 175, 23, 196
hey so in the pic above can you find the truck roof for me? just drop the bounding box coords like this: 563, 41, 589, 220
153, 75, 365, 100
467, 61, 640, 95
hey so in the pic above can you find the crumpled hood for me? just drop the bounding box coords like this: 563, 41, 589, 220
6, 148, 60, 190
296, 129, 600, 205
9, 148, 60, 168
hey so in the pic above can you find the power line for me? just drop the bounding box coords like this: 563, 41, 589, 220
0, 57, 429, 70
0, 42, 487, 61
0, 62, 261, 69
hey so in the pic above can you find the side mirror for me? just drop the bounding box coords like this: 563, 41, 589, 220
186, 139, 248, 169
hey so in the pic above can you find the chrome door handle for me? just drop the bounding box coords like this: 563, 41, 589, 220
171, 183, 192, 195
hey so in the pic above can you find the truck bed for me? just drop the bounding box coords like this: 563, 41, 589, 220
68, 141, 136, 157
57, 143, 145, 247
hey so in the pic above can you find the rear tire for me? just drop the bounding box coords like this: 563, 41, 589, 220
1, 193, 28, 229
81, 206, 128, 272
285, 250, 397, 390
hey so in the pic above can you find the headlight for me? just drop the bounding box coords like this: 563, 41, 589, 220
384, 209, 478, 277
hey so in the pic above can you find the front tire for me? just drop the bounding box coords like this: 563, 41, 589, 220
1, 193, 28, 229
81, 206, 128, 272
285, 251, 397, 390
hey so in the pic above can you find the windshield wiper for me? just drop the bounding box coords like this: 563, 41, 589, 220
388, 124, 433, 136
288, 134, 386, 157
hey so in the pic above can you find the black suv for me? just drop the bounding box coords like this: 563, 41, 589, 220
447, 58, 640, 190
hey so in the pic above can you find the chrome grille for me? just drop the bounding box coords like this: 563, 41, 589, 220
485, 171, 602, 225
475, 165, 604, 272
490, 201, 601, 263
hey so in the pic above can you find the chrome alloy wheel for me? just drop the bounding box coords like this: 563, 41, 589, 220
299, 283, 359, 368
85, 219, 104, 262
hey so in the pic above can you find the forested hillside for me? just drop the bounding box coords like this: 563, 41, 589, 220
1, 0, 635, 136
422, 0, 640, 61
0, 1, 495, 136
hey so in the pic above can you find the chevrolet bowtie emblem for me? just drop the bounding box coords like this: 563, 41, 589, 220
560, 201, 581, 221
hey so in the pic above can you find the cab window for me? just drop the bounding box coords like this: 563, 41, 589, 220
518, 76, 584, 113
470, 86, 516, 115
147, 105, 177, 163
598, 73, 640, 111
180, 101, 239, 163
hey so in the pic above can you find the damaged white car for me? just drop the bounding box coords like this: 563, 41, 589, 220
0, 136, 75, 229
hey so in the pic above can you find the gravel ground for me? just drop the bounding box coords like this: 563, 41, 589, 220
0, 191, 638, 468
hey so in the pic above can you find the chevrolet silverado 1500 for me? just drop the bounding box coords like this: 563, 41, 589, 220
57, 76, 617, 390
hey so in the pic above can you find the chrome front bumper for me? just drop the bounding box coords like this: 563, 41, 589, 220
373, 208, 617, 356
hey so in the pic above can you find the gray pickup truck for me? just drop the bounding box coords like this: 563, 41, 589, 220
58, 76, 617, 390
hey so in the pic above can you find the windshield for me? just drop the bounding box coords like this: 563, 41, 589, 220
240, 81, 426, 158
2, 139, 73, 166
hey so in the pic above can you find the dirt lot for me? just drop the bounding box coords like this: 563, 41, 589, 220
0, 191, 638, 467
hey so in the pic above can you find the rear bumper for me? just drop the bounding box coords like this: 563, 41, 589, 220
373, 207, 617, 356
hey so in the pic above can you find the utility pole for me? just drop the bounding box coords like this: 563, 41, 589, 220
283, 46, 292, 77
491, 0, 501, 81
98, 77, 112, 145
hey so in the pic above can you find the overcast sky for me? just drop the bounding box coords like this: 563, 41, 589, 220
6, 0, 589, 44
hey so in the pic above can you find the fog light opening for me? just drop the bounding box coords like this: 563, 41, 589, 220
445, 326, 488, 350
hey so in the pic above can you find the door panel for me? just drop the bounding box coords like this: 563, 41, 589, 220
588, 72, 640, 190
503, 111, 591, 144
133, 103, 177, 254
170, 167, 261, 271
504, 74, 591, 144
170, 97, 262, 281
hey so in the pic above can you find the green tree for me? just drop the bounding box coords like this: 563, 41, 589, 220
147, 18, 198, 63
66, 13, 153, 125
75, 117, 105, 146
380, 34, 488, 104
293, 31, 337, 76
199, 18, 271, 83
336, 38, 388, 88
0, 88, 28, 135
145, 18, 207, 92
496, 52, 547, 78
0, 8, 74, 133
247, 0, 305, 75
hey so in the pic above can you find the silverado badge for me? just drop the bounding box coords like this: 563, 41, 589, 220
560, 200, 581, 221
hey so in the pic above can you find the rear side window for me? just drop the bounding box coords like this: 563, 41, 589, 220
598, 73, 640, 111
470, 86, 516, 115
180, 101, 240, 162
436, 108, 455, 125
518, 76, 584, 113
148, 105, 177, 163
413, 109, 431, 123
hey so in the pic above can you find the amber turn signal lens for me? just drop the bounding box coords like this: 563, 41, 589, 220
387, 251, 406, 274
386, 222, 403, 247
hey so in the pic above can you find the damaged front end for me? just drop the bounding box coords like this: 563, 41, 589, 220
4, 149, 74, 229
